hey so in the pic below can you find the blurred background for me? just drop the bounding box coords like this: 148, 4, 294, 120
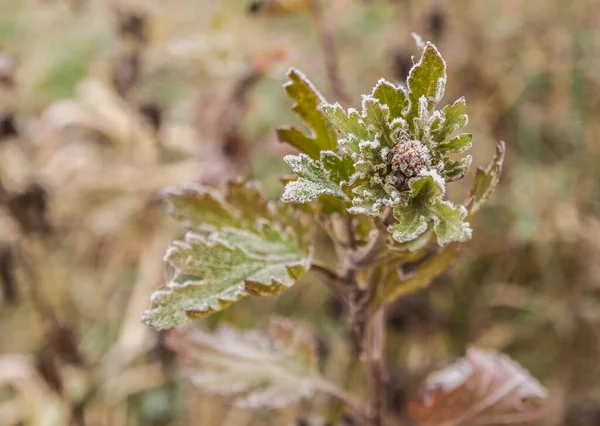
0, 0, 599, 425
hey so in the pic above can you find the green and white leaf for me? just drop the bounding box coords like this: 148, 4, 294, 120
438, 133, 472, 154
432, 97, 468, 143
406, 42, 447, 131
441, 155, 473, 182
371, 78, 407, 121
166, 317, 323, 409
276, 68, 338, 159
281, 152, 353, 203
389, 172, 471, 246
163, 180, 274, 231
143, 181, 312, 330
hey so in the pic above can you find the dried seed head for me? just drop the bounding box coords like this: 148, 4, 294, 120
390, 140, 431, 177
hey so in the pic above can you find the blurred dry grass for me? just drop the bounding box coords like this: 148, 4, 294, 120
0, 0, 599, 425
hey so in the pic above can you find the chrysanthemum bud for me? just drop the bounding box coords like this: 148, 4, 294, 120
390, 140, 431, 178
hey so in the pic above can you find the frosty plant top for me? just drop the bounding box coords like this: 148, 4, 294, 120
140, 37, 529, 426
280, 42, 473, 247
143, 40, 505, 331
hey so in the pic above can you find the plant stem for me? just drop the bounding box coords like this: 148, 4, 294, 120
367, 307, 388, 426
344, 214, 391, 425
311, 263, 350, 306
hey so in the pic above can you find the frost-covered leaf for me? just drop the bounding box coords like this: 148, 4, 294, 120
163, 180, 273, 231
467, 141, 506, 215
276, 68, 338, 159
438, 133, 472, 155
143, 181, 312, 330
432, 97, 468, 143
409, 348, 548, 426
361, 96, 395, 148
371, 78, 407, 120
320, 103, 370, 142
442, 155, 473, 182
166, 316, 321, 409
406, 43, 447, 130
389, 173, 471, 246
372, 244, 460, 309
281, 152, 353, 203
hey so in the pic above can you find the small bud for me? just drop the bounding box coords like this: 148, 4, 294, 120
390, 140, 431, 178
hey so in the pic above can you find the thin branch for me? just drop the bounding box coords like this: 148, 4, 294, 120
347, 208, 391, 270
367, 307, 388, 426
311, 263, 350, 305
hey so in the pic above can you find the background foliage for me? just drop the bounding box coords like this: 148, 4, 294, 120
0, 0, 599, 424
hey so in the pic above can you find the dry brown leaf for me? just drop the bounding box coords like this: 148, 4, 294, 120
408, 348, 548, 426
166, 316, 321, 409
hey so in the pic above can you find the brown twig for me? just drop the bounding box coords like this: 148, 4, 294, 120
311, 263, 350, 306
324, 209, 392, 425
367, 307, 388, 426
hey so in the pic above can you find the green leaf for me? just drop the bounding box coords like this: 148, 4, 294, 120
371, 78, 407, 121
388, 173, 471, 246
276, 68, 338, 159
320, 103, 371, 142
361, 96, 395, 148
432, 97, 468, 143
281, 152, 352, 203
143, 181, 312, 330
467, 141, 506, 215
163, 180, 274, 231
372, 244, 460, 309
442, 156, 472, 182
167, 316, 322, 408
438, 133, 472, 154
406, 43, 447, 131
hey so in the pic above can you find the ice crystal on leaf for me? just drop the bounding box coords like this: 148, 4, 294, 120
279, 42, 474, 246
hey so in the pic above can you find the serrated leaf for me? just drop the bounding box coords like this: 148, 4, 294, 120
438, 133, 472, 154
143, 181, 312, 330
281, 152, 352, 203
467, 141, 506, 215
361, 96, 395, 148
389, 173, 471, 246
276, 68, 338, 159
164, 180, 274, 231
320, 104, 371, 142
408, 348, 547, 426
372, 244, 460, 309
371, 78, 407, 120
166, 316, 320, 409
432, 97, 468, 143
406, 43, 447, 130
442, 155, 473, 182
